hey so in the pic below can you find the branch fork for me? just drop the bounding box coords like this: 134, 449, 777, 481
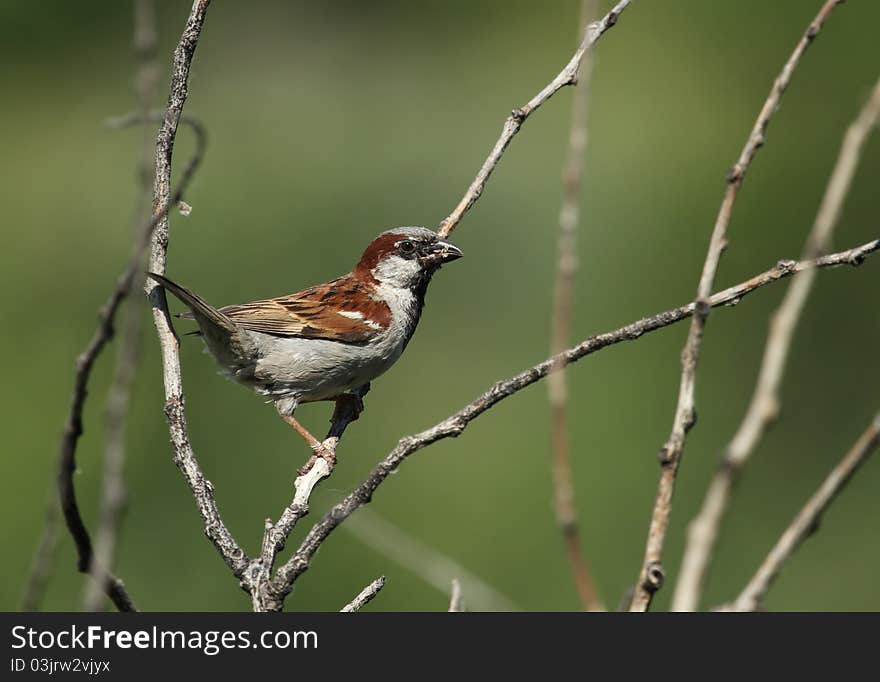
52, 0, 877, 616
629, 0, 844, 612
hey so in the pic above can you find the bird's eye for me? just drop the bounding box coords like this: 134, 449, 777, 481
398, 240, 416, 255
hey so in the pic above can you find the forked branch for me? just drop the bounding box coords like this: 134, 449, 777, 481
269, 239, 878, 600
55, 7, 209, 612
629, 0, 844, 612
672, 76, 880, 612
143, 0, 253, 582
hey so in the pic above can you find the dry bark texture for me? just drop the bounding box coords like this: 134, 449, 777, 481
40, 0, 880, 614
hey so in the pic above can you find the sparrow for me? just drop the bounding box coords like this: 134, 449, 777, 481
148, 227, 462, 468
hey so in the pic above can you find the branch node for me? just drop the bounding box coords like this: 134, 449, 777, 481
725, 163, 744, 184
656, 446, 672, 466
776, 258, 797, 273
684, 406, 698, 433
275, 239, 879, 601
644, 562, 665, 592
605, 10, 619, 29
716, 454, 740, 478
74, 353, 90, 374
559, 518, 579, 537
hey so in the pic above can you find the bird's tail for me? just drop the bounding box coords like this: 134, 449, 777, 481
147, 272, 237, 335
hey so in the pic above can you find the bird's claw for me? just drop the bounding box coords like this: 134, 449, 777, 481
297, 443, 337, 476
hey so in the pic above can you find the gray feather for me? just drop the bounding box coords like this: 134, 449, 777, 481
147, 272, 237, 336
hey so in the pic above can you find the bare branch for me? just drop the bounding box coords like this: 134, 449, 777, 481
143, 0, 252, 583
547, 0, 603, 613
448, 579, 465, 613
253, 1, 632, 611
132, 13, 358, 605
56, 2, 212, 613
436, 0, 631, 238
342, 508, 520, 612
49, 113, 203, 615
340, 576, 386, 613
19, 495, 60, 612
673, 76, 880, 612
729, 413, 880, 612
135, 2, 633, 612
84, 0, 160, 613
28, 22, 206, 618
248, 385, 369, 611
629, 0, 844, 612
268, 239, 878, 600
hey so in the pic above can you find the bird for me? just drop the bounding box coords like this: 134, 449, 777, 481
148, 226, 463, 470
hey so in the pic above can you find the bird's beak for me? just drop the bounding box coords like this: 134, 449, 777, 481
421, 239, 463, 267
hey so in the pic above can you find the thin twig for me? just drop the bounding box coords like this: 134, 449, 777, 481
342, 508, 520, 612
268, 239, 878, 600
84, 0, 160, 613
135, 1, 636, 613
629, 0, 843, 612
436, 0, 631, 238
254, 1, 632, 611
137, 2, 371, 613
38, 114, 203, 615
448, 579, 465, 612
729, 413, 880, 612
547, 0, 603, 613
250, 386, 369, 611
25, 63, 204, 620
340, 576, 386, 613
143, 0, 253, 588
56, 4, 211, 612
672, 76, 880, 612
19, 494, 60, 612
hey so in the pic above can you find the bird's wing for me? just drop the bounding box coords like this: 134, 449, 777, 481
207, 275, 391, 343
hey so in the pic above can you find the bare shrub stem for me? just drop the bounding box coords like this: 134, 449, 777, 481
629, 0, 844, 612
672, 76, 880, 612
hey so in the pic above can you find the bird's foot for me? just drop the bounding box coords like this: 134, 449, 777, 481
297, 441, 337, 476
277, 409, 339, 476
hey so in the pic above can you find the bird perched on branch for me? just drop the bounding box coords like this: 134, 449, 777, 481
148, 227, 462, 471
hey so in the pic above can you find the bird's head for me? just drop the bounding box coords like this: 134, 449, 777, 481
353, 227, 463, 290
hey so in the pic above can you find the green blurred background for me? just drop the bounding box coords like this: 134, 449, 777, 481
2, 0, 878, 612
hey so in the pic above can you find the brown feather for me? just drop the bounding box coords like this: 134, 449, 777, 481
353, 232, 401, 282
217, 274, 391, 343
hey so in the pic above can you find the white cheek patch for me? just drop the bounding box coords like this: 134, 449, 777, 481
371, 254, 422, 289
